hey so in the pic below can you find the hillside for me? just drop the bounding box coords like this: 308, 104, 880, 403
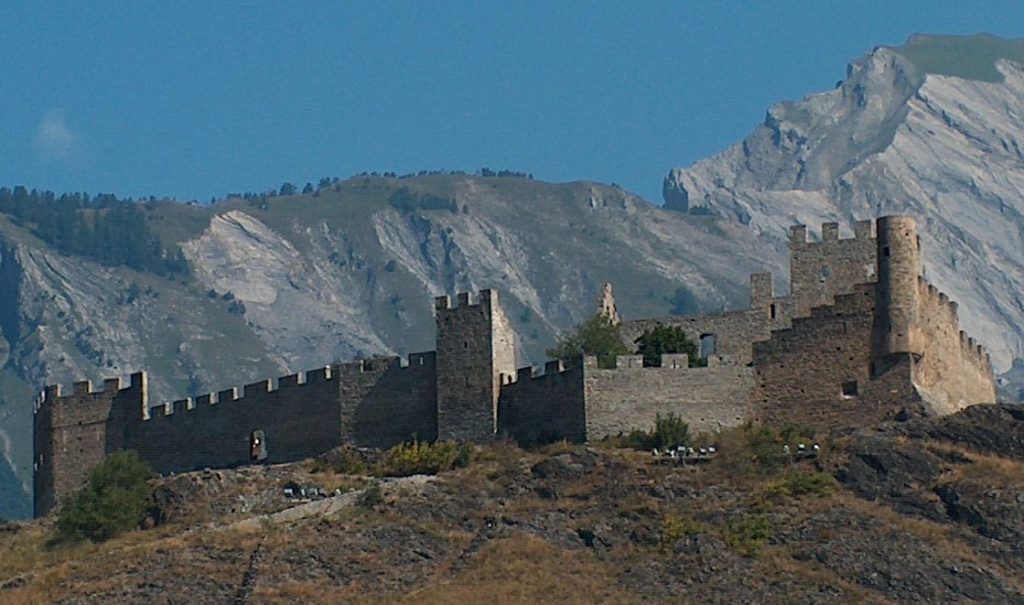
2, 405, 1023, 603
0, 175, 783, 519
663, 33, 1024, 384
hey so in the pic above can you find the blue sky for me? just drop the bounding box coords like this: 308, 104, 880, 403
2, 1, 1023, 204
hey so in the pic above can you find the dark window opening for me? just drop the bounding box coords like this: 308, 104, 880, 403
883, 246, 890, 257
250, 430, 268, 461
841, 381, 859, 398
769, 303, 776, 319
699, 333, 717, 359
463, 341, 469, 349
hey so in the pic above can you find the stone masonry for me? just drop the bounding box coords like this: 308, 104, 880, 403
33, 216, 996, 517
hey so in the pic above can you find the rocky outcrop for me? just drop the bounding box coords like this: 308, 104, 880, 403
664, 35, 1024, 378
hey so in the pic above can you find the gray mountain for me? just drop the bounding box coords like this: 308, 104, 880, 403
664, 33, 1024, 385
0, 175, 783, 518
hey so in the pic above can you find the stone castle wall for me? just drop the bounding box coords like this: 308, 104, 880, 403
581, 355, 753, 439
33, 216, 999, 518
129, 366, 341, 475
911, 278, 997, 414
497, 359, 587, 445
751, 285, 919, 428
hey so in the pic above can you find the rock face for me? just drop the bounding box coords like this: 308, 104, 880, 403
0, 175, 783, 518
664, 34, 1024, 379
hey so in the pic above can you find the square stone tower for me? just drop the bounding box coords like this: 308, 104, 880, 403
435, 289, 516, 441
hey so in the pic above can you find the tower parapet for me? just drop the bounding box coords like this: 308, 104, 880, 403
33, 372, 147, 517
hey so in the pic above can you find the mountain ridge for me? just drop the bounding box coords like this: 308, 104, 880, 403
664, 34, 1024, 378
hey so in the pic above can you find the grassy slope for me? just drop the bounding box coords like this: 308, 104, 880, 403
893, 33, 1024, 82
3, 409, 1024, 603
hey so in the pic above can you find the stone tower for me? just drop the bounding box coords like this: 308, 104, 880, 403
435, 289, 516, 441
33, 372, 147, 517
874, 215, 924, 359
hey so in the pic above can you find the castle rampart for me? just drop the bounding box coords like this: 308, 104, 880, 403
33, 215, 998, 517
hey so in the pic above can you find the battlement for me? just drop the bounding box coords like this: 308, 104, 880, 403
435, 289, 499, 311
36, 372, 148, 424
918, 276, 960, 320
789, 220, 875, 246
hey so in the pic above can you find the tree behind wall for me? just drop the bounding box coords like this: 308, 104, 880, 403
546, 314, 629, 369
635, 324, 705, 367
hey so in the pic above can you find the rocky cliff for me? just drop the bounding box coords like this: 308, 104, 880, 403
664, 34, 1024, 381
0, 175, 783, 518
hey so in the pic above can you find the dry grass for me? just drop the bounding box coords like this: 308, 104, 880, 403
388, 535, 635, 605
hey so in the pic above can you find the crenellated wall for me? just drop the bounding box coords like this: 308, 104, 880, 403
910, 278, 996, 414
788, 220, 877, 317
128, 366, 342, 475
752, 284, 919, 429
581, 355, 753, 439
497, 358, 587, 445
338, 352, 438, 447
498, 354, 753, 445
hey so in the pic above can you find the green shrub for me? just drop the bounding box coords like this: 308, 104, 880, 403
722, 514, 772, 557
660, 513, 705, 551
766, 471, 837, 498
358, 484, 383, 508
374, 439, 472, 477
310, 448, 368, 475
712, 422, 815, 479
56, 451, 154, 543
610, 413, 691, 451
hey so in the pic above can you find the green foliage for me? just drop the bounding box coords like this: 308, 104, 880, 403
765, 471, 836, 499
634, 324, 704, 367
608, 413, 691, 451
310, 448, 368, 475
546, 313, 629, 369
660, 512, 705, 551
387, 187, 458, 213
0, 187, 187, 275
712, 423, 816, 479
374, 439, 474, 477
721, 514, 772, 557
56, 451, 154, 543
357, 483, 383, 508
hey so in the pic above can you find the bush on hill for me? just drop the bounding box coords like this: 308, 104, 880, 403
55, 451, 154, 543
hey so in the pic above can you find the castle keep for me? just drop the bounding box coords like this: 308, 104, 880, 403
33, 216, 996, 517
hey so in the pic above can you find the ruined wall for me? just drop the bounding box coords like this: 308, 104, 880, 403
620, 273, 780, 365
33, 373, 147, 517
911, 279, 996, 413
340, 352, 438, 447
128, 367, 341, 475
582, 354, 753, 439
436, 290, 516, 441
497, 359, 586, 445
752, 285, 918, 429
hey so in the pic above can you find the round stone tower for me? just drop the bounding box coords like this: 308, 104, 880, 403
875, 215, 923, 357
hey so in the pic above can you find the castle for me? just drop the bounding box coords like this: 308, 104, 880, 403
32, 215, 996, 517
